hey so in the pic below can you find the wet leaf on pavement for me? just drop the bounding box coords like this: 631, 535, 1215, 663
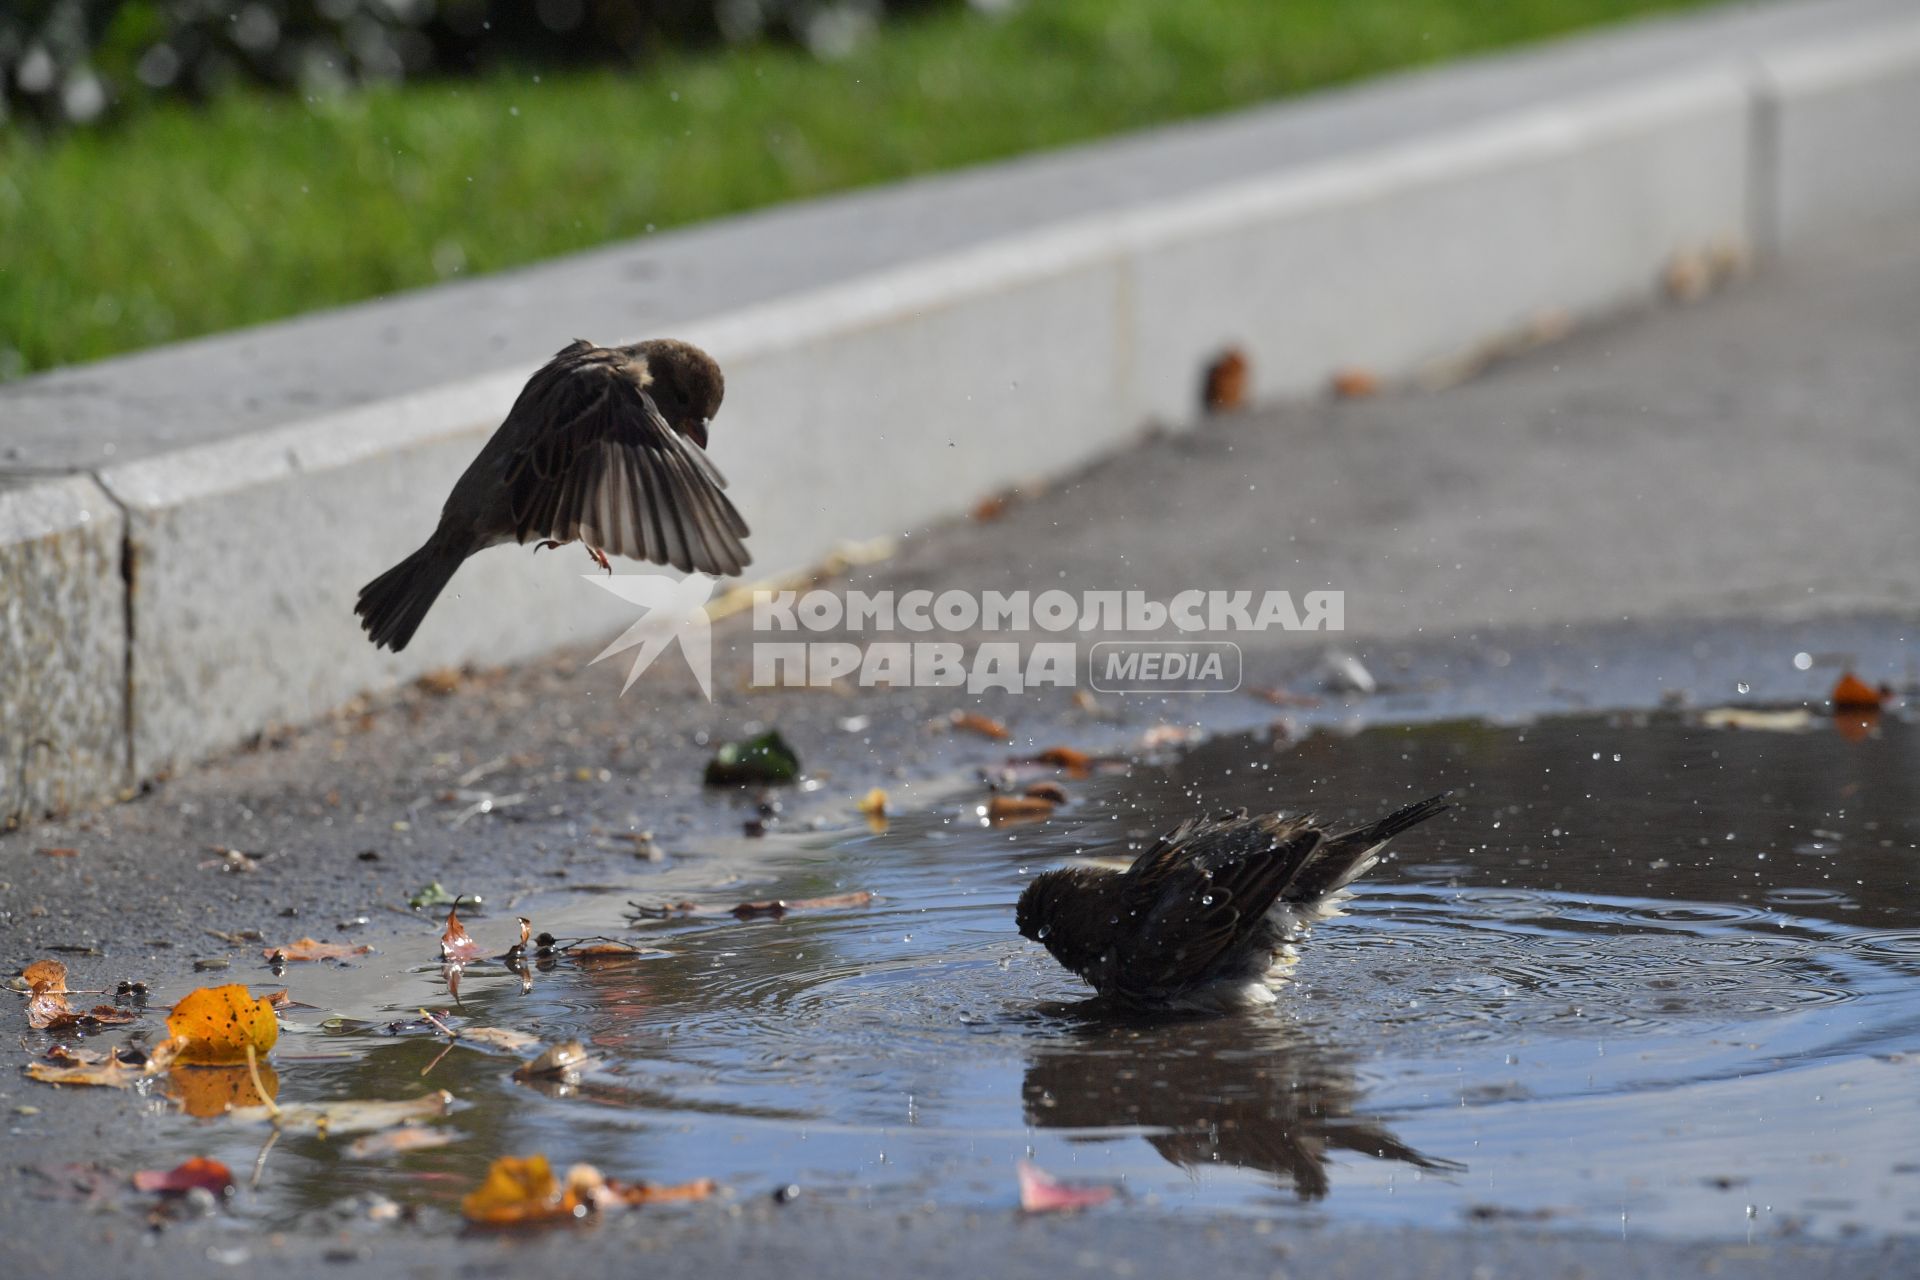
22, 960, 138, 1031
132, 1157, 233, 1196
440, 901, 484, 963
948, 710, 1009, 741
228, 1089, 454, 1136
164, 984, 279, 1065
263, 938, 374, 963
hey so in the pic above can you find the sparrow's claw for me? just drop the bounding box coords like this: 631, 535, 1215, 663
586, 544, 612, 574
533, 539, 568, 555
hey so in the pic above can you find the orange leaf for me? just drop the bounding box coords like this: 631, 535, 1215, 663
950, 710, 1009, 741
25, 1057, 146, 1089
133, 1157, 233, 1196
264, 937, 373, 963
441, 902, 483, 963
23, 960, 67, 992
1203, 348, 1250, 412
1033, 746, 1092, 773
1831, 671, 1885, 712
462, 1154, 575, 1225
165, 984, 279, 1065
988, 794, 1056, 824
1330, 367, 1380, 399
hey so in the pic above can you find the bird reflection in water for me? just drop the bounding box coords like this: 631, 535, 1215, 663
1022, 1008, 1461, 1200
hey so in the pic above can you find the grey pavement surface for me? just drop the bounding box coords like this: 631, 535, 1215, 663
1, 220, 1917, 1278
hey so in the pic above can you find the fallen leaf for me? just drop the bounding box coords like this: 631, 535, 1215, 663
133, 1157, 233, 1197
36, 847, 79, 859
165, 984, 279, 1065
1031, 746, 1092, 773
950, 711, 1009, 741
454, 1026, 542, 1052
730, 890, 875, 920
23, 959, 137, 1031
1700, 708, 1817, 733
1203, 348, 1250, 412
264, 937, 373, 963
703, 729, 802, 786
1831, 671, 1885, 711
988, 795, 1056, 824
1017, 1160, 1116, 1213
416, 667, 464, 696
229, 1090, 454, 1136
514, 1042, 595, 1082
1023, 781, 1069, 806
461, 1154, 571, 1225
440, 902, 483, 963
463, 1155, 715, 1225
347, 1125, 456, 1158
409, 881, 458, 909
24, 1058, 146, 1089
1330, 367, 1380, 399
857, 788, 889, 818
970, 493, 1011, 522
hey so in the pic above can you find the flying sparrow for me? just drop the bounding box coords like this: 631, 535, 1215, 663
356, 338, 750, 652
1016, 794, 1450, 1010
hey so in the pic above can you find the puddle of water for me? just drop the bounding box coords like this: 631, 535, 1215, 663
82, 711, 1920, 1240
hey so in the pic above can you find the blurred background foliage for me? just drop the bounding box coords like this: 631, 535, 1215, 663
1, 0, 943, 127
1, 0, 1711, 379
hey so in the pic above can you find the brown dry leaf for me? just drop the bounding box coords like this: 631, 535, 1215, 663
132, 1157, 233, 1196
594, 1175, 718, 1208
1032, 746, 1092, 774
347, 1125, 457, 1159
36, 847, 79, 859
1330, 367, 1380, 399
949, 710, 1009, 741
229, 1089, 454, 1136
440, 902, 484, 963
165, 984, 279, 1065
24, 1057, 146, 1089
23, 959, 137, 1031
264, 938, 373, 963
731, 890, 874, 920
970, 493, 1011, 523
1203, 348, 1250, 413
988, 795, 1056, 824
1831, 671, 1885, 712
416, 667, 464, 696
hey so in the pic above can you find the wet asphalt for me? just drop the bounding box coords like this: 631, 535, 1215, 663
3, 221, 1918, 1277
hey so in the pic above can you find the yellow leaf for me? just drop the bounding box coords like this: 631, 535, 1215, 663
462, 1154, 575, 1225
165, 984, 279, 1065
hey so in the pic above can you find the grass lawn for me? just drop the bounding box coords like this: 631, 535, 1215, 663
0, 0, 1718, 379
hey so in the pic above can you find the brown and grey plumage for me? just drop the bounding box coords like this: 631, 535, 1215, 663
356, 338, 751, 652
1016, 795, 1450, 1009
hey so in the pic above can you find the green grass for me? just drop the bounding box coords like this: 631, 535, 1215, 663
0, 0, 1717, 378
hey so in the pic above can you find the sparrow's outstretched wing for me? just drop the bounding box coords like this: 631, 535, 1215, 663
499, 341, 750, 576
1113, 811, 1324, 996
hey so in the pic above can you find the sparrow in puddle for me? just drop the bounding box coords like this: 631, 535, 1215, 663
1016, 794, 1450, 1010
356, 338, 751, 651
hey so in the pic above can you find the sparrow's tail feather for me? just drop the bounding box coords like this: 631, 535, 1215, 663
356, 540, 465, 652
1285, 792, 1452, 903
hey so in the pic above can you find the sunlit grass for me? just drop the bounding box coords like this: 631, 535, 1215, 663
0, 0, 1715, 377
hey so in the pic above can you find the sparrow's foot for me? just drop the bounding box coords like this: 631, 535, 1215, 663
533, 539, 570, 555
586, 544, 612, 574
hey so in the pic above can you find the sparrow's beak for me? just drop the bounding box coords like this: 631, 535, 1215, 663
686, 417, 710, 450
